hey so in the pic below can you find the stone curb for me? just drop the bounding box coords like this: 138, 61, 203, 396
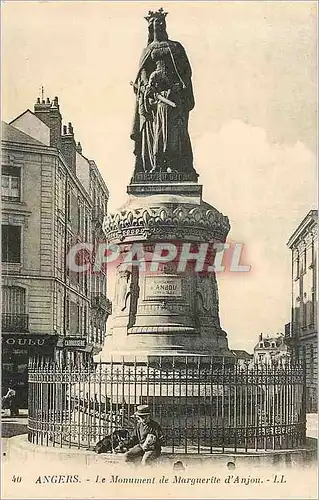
5, 434, 317, 469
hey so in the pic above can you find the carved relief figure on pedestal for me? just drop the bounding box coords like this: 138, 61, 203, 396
196, 275, 219, 317
115, 269, 132, 312
114, 266, 140, 330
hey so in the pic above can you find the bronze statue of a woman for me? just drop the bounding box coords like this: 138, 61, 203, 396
130, 8, 197, 180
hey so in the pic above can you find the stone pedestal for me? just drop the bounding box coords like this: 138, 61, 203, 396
101, 180, 233, 362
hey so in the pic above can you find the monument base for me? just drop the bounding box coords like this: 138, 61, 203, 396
104, 180, 232, 360
98, 334, 234, 364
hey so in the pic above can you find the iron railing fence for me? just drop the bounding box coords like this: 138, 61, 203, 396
28, 356, 306, 454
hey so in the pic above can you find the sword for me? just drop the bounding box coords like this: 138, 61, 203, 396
130, 81, 176, 108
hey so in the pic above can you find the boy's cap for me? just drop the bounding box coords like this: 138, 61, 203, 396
135, 404, 151, 416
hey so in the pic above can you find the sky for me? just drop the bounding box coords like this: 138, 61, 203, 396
2, 1, 317, 351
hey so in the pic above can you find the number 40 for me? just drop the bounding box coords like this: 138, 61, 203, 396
11, 475, 22, 483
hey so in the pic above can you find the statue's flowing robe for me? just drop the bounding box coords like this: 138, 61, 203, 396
130, 40, 195, 174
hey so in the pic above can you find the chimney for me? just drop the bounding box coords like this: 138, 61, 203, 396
34, 96, 51, 127
49, 96, 62, 150
259, 333, 263, 341
61, 122, 76, 173
34, 95, 62, 149
76, 141, 82, 154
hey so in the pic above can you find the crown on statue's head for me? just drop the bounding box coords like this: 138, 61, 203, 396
144, 7, 168, 22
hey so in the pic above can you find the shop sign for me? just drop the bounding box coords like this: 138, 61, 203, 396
2, 334, 58, 348
57, 337, 87, 349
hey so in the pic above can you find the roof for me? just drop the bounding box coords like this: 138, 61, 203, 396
9, 108, 35, 126
1, 121, 46, 147
254, 336, 288, 351
231, 350, 253, 359
287, 210, 318, 248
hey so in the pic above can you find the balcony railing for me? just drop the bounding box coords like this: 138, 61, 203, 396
91, 293, 112, 314
285, 321, 302, 337
2, 313, 29, 332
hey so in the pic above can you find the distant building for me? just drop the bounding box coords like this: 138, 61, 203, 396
286, 210, 318, 412
253, 333, 290, 365
1, 96, 111, 407
230, 349, 253, 367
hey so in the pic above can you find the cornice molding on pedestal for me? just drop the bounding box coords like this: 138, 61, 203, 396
104, 204, 230, 243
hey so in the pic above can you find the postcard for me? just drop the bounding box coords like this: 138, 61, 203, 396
1, 1, 317, 499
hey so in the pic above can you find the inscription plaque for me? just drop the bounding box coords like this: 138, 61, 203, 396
144, 276, 182, 298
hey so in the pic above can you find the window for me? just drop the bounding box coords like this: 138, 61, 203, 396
311, 238, 315, 267
2, 285, 26, 315
293, 251, 300, 279
65, 298, 70, 331
78, 305, 82, 334
311, 289, 316, 325
1, 166, 21, 201
302, 346, 306, 363
293, 298, 300, 327
77, 205, 81, 233
66, 192, 71, 221
66, 236, 72, 277
68, 302, 80, 335
302, 292, 307, 328
83, 306, 87, 334
76, 265, 80, 285
74, 304, 80, 334
309, 344, 314, 380
2, 285, 27, 332
56, 291, 62, 332
1, 225, 21, 263
84, 216, 89, 241
57, 230, 63, 271
302, 249, 307, 273
58, 174, 64, 212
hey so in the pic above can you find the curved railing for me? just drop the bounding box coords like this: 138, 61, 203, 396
28, 356, 306, 453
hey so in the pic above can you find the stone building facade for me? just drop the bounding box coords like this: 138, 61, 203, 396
253, 333, 290, 365
286, 210, 318, 412
1, 97, 111, 407
231, 349, 253, 367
